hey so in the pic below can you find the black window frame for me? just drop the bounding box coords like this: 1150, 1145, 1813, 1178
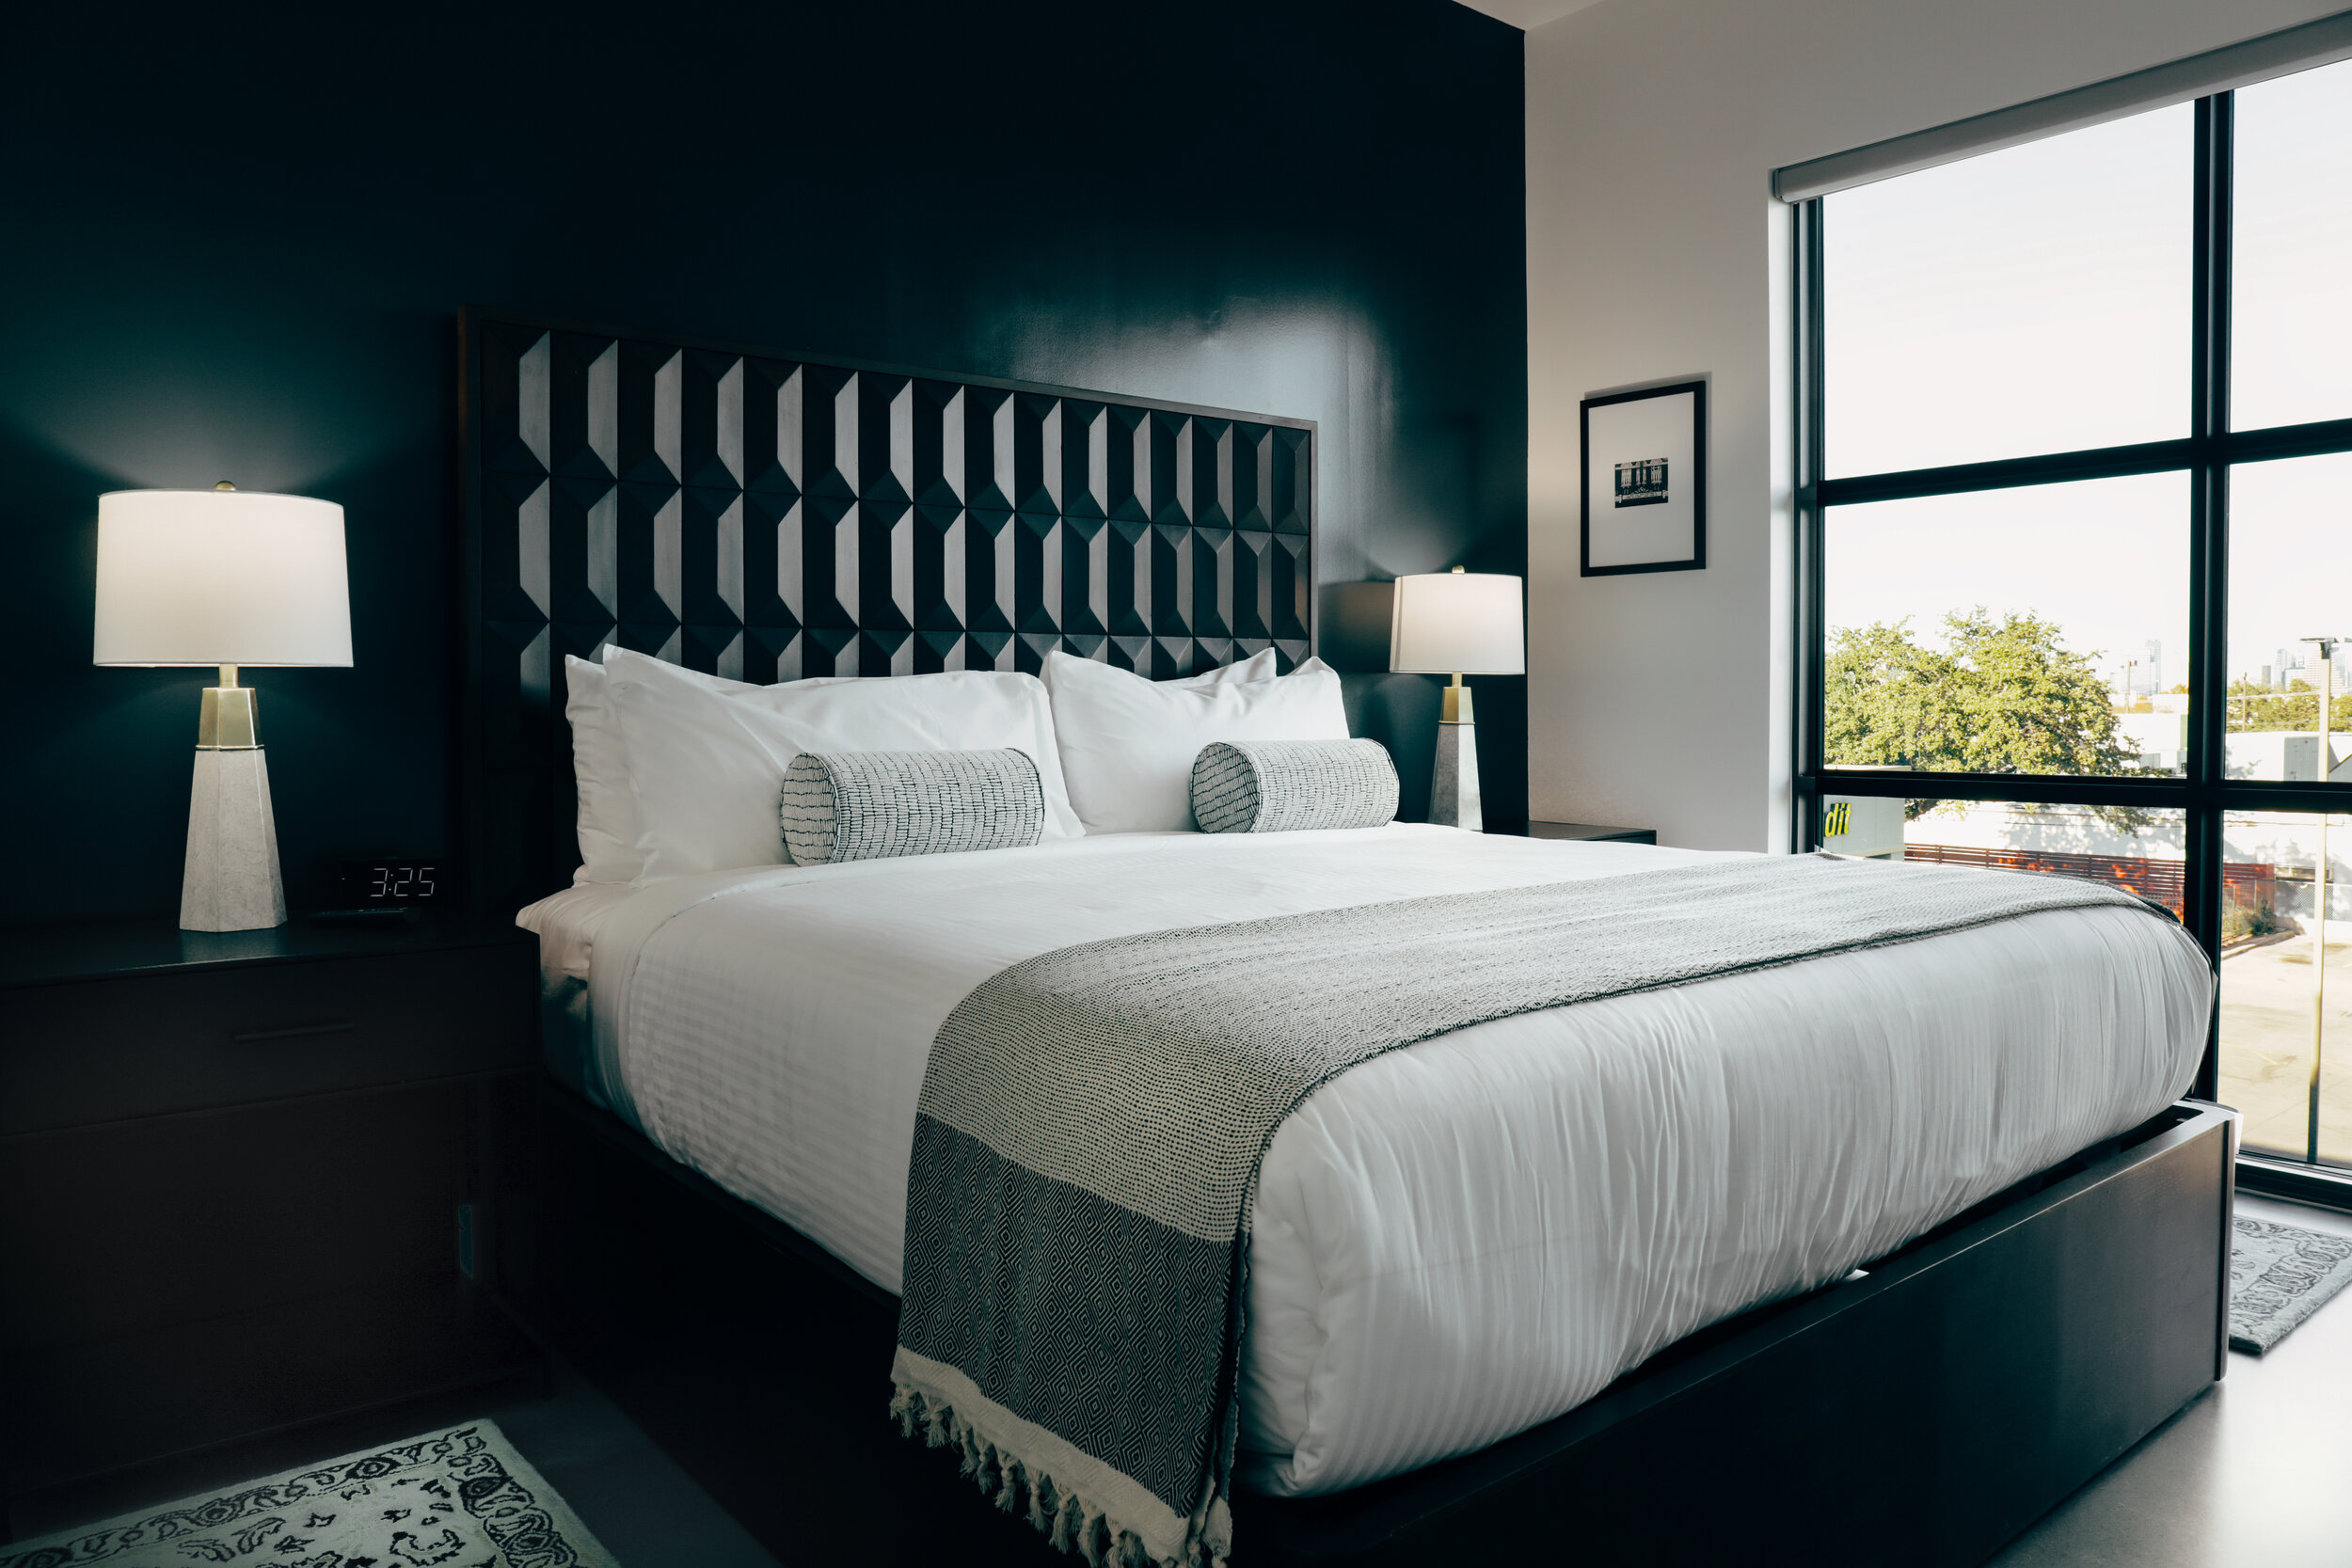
1793, 90, 2352, 1178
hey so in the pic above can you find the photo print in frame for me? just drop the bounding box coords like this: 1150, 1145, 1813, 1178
1581, 380, 1705, 576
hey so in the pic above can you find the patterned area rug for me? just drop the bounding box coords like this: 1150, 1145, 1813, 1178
2231, 1216, 2352, 1354
0, 1419, 619, 1568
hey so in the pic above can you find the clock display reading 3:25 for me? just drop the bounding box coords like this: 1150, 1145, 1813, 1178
336, 858, 447, 906
371, 864, 434, 899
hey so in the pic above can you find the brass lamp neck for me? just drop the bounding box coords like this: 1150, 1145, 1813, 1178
1439, 673, 1474, 725
199, 668, 260, 750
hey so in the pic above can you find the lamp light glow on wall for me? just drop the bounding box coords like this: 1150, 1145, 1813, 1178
94, 484, 353, 931
1390, 566, 1524, 832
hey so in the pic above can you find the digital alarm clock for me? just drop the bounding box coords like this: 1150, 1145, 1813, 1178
324, 857, 452, 911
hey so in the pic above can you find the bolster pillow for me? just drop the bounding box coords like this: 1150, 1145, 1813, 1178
1189, 738, 1399, 834
781, 748, 1046, 865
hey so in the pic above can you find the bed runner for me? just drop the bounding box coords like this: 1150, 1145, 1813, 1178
890, 851, 2164, 1567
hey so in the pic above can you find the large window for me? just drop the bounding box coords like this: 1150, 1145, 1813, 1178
1797, 60, 2352, 1176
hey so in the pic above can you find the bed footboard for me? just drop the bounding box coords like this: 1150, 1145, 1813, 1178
514, 1086, 2231, 1568
1237, 1101, 2235, 1567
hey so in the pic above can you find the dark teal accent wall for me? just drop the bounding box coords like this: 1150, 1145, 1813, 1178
1, 0, 1525, 923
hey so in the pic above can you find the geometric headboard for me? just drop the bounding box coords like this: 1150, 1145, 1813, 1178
458, 307, 1316, 911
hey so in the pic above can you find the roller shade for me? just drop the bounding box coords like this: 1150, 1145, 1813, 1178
1775, 8, 2352, 203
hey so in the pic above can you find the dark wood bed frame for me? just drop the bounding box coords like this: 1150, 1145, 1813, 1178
461, 308, 2235, 1567
516, 1090, 2231, 1567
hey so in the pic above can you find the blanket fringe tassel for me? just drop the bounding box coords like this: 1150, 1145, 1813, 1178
891, 1385, 1223, 1568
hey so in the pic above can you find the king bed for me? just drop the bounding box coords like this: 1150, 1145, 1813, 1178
462, 308, 2233, 1566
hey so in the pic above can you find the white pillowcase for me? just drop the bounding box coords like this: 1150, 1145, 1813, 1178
564, 652, 760, 885
1042, 651, 1350, 833
605, 648, 1083, 881
568, 647, 1275, 882
1182, 647, 1278, 687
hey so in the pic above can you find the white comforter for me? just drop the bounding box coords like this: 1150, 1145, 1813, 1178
536, 824, 2210, 1497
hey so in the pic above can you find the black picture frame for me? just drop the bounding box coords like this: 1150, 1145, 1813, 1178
1581, 380, 1707, 576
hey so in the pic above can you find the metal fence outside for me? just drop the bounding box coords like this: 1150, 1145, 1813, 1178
1902, 843, 2279, 919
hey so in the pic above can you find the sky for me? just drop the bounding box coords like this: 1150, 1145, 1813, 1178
1823, 56, 2352, 690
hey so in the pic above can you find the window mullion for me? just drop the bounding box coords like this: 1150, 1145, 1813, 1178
1794, 199, 1827, 850
2185, 95, 2233, 1096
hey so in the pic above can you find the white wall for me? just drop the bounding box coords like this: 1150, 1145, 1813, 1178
1525, 0, 2345, 850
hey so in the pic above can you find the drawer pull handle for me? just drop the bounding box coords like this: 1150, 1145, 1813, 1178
231, 1021, 358, 1044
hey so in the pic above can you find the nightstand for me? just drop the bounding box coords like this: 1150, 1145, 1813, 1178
1492, 820, 1659, 845
0, 917, 545, 1522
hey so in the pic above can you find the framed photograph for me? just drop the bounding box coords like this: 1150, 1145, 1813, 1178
1581, 380, 1706, 576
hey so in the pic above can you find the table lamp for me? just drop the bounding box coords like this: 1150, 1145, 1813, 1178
94, 484, 353, 931
1390, 566, 1525, 832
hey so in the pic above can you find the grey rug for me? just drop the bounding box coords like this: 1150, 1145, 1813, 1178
0, 1418, 619, 1568
2231, 1215, 2352, 1354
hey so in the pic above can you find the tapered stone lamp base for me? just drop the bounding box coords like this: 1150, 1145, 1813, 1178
1429, 720, 1484, 833
182, 746, 288, 932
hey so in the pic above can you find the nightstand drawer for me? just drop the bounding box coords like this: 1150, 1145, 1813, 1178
0, 944, 534, 1134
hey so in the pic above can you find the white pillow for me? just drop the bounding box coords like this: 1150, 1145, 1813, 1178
564, 656, 631, 884
1042, 651, 1350, 833
565, 651, 793, 884
568, 647, 1270, 882
1177, 648, 1278, 687
562, 654, 748, 884
607, 648, 1082, 881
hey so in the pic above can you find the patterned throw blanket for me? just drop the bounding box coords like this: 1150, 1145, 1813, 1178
890, 852, 2166, 1566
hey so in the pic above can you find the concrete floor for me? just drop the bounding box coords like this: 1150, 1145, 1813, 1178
1990, 1194, 2352, 1568
472, 1358, 786, 1568
17, 1197, 2349, 1567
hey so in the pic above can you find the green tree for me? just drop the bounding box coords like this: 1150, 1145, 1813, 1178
1826, 610, 2153, 830
2225, 677, 2352, 733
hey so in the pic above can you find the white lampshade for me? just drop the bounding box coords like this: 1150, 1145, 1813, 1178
1389, 570, 1525, 675
93, 489, 353, 667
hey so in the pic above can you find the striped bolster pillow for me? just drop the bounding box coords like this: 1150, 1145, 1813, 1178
781, 749, 1046, 864
1189, 737, 1399, 833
